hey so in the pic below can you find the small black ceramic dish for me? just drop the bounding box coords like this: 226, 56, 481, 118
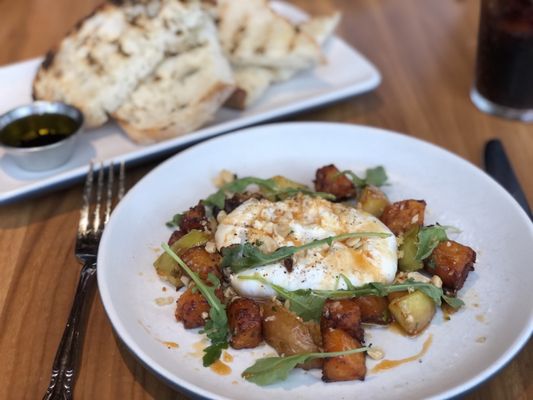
0, 101, 83, 171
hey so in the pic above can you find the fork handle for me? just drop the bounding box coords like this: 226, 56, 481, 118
43, 260, 97, 400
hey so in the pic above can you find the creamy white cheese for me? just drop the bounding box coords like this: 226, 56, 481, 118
215, 195, 397, 298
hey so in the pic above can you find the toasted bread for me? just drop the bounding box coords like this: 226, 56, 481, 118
217, 0, 323, 70
113, 18, 235, 144
32, 0, 209, 127
223, 9, 340, 109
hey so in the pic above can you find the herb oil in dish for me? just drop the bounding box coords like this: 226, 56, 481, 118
0, 113, 79, 148
0, 101, 83, 171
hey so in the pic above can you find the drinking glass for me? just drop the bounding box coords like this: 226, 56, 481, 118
471, 0, 533, 121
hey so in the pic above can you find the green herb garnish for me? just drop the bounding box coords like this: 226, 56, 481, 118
415, 225, 460, 261
239, 275, 325, 321
162, 243, 229, 366
314, 279, 458, 306
221, 232, 390, 273
342, 166, 388, 188
242, 347, 369, 386
165, 212, 184, 228
240, 275, 464, 312
203, 176, 335, 209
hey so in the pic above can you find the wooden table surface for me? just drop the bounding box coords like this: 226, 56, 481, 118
0, 0, 531, 399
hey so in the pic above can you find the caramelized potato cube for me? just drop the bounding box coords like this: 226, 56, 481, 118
322, 328, 366, 382
387, 290, 409, 303
426, 240, 476, 293
175, 286, 223, 329
380, 199, 426, 236
321, 299, 364, 342
179, 202, 207, 233
180, 246, 221, 282
354, 296, 392, 325
262, 300, 321, 369
388, 291, 435, 335
314, 164, 356, 200
228, 298, 263, 349
358, 185, 390, 217
304, 320, 322, 348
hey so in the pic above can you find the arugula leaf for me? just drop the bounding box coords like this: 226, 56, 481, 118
340, 273, 356, 290
162, 244, 229, 366
313, 278, 442, 303
365, 166, 388, 187
415, 225, 458, 261
165, 212, 184, 228
203, 176, 335, 209
242, 347, 369, 386
342, 166, 388, 188
239, 275, 325, 321
442, 294, 465, 309
222, 232, 390, 273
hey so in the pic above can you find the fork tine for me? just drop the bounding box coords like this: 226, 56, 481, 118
92, 164, 104, 233
78, 162, 94, 236
104, 162, 114, 225
118, 161, 125, 201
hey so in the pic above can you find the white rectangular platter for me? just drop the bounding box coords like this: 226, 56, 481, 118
0, 2, 380, 204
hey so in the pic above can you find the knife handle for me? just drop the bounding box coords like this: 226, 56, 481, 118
484, 139, 532, 220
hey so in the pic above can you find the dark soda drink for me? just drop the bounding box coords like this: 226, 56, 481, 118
473, 0, 533, 114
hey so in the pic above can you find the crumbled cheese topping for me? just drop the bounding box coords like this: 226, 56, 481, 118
213, 169, 235, 188
155, 296, 174, 306
367, 347, 385, 360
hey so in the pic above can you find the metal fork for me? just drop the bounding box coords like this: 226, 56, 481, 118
43, 161, 125, 400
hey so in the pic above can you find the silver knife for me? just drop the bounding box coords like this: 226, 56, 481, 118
484, 139, 532, 220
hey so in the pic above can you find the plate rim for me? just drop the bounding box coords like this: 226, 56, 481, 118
97, 121, 533, 400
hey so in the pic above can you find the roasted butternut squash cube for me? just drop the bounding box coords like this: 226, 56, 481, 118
358, 185, 390, 217
175, 287, 210, 329
223, 192, 264, 214
354, 295, 392, 325
179, 246, 221, 282
380, 199, 426, 236
228, 298, 263, 349
179, 202, 207, 233
322, 328, 366, 382
314, 164, 356, 200
321, 299, 364, 342
175, 286, 223, 329
426, 240, 476, 293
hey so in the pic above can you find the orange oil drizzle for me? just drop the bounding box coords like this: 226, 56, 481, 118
161, 341, 179, 349
223, 352, 234, 363
371, 334, 433, 373
210, 360, 232, 375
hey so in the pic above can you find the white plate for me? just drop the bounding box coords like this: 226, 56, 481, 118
98, 122, 533, 400
0, 2, 380, 204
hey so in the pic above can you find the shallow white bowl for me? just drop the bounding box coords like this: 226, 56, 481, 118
98, 122, 533, 400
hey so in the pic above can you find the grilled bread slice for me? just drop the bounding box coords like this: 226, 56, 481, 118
217, 0, 323, 70
113, 19, 234, 144
224, 10, 340, 109
32, 0, 209, 127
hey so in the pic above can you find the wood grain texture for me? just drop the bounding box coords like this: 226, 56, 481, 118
0, 0, 531, 399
